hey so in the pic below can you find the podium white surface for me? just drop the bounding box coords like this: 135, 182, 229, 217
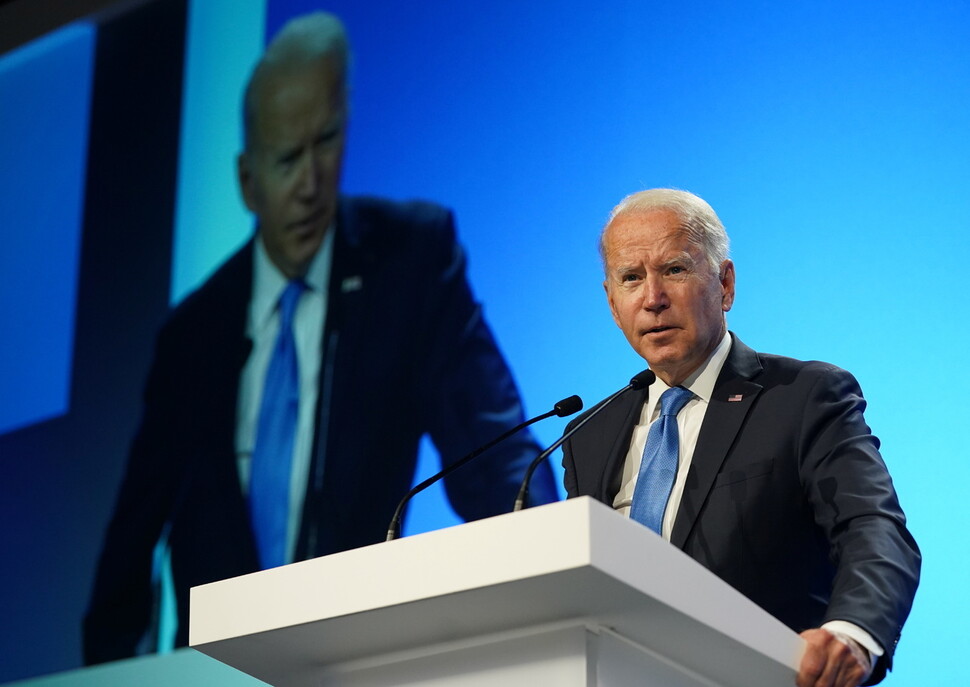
190, 497, 803, 686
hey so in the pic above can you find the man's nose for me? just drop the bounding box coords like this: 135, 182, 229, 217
297, 154, 322, 198
642, 274, 669, 312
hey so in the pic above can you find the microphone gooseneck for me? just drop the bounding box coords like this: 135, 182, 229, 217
512, 370, 655, 512
385, 394, 585, 541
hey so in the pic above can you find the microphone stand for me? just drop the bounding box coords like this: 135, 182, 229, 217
385, 395, 583, 541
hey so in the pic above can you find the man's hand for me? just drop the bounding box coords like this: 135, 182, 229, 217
797, 628, 871, 687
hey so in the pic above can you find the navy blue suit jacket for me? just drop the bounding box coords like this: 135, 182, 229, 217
562, 335, 919, 685
84, 196, 557, 662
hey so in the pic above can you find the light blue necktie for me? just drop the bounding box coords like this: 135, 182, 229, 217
630, 385, 694, 534
249, 280, 305, 569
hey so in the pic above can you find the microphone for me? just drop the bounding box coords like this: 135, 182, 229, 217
512, 370, 655, 512
385, 394, 584, 541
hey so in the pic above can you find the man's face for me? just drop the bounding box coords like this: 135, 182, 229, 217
603, 208, 735, 386
238, 56, 346, 278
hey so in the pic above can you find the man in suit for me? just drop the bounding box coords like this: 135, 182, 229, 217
562, 189, 919, 687
83, 12, 556, 663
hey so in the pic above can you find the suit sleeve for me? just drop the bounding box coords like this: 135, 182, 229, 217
798, 366, 920, 684
414, 208, 559, 519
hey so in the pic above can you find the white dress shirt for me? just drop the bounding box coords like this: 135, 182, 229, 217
236, 230, 332, 564
613, 332, 732, 538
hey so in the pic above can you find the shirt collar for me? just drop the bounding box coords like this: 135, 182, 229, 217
647, 331, 732, 411
251, 227, 334, 330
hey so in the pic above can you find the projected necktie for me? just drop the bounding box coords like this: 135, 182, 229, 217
249, 280, 306, 569
630, 385, 694, 534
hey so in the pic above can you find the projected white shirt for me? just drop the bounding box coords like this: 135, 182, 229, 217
236, 228, 333, 564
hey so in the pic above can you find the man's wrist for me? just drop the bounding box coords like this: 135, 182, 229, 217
821, 621, 879, 683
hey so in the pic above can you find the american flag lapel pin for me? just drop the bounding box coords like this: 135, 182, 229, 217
728, 394, 743, 402
341, 275, 363, 293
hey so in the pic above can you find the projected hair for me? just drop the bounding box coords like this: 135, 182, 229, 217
242, 12, 350, 151
601, 188, 730, 275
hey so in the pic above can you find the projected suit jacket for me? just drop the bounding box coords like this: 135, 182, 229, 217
562, 335, 920, 685
84, 195, 556, 662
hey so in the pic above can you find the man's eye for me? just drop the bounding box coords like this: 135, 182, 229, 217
621, 273, 641, 283
668, 265, 686, 276
316, 127, 342, 147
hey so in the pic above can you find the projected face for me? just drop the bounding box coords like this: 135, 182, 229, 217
238, 56, 346, 279
603, 209, 735, 386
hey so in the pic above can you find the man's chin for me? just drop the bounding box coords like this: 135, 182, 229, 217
638, 342, 681, 367
291, 233, 327, 267
638, 348, 688, 383
275, 249, 316, 279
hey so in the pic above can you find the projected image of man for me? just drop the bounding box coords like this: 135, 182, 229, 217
83, 12, 558, 663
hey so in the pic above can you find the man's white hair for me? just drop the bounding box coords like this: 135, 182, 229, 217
242, 11, 350, 151
601, 188, 730, 275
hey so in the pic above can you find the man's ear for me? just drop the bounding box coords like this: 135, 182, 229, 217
237, 152, 256, 213
719, 259, 736, 312
604, 280, 622, 328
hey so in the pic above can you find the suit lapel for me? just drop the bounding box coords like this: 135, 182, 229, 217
320, 196, 366, 486
597, 387, 650, 503
670, 335, 763, 549
176, 239, 256, 559
199, 239, 255, 475
300, 198, 366, 556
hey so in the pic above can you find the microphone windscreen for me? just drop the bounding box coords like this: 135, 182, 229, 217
629, 369, 656, 390
553, 395, 583, 417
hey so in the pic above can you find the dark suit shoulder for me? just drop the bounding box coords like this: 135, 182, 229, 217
755, 354, 868, 410
159, 242, 252, 335
756, 351, 852, 376
147, 242, 252, 372
339, 195, 456, 254
728, 336, 863, 392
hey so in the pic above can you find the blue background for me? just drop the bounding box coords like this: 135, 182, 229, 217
1, 0, 966, 682
0, 24, 93, 436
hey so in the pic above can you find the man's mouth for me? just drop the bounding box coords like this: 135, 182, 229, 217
293, 207, 327, 230
643, 326, 675, 336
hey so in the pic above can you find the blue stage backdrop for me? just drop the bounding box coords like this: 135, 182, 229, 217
1, 0, 967, 682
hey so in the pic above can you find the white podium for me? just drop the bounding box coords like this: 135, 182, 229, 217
190, 497, 803, 686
